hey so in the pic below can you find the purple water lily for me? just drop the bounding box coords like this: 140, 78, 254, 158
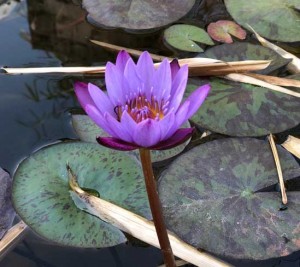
75, 51, 210, 151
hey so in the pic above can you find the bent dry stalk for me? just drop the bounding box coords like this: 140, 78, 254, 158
139, 148, 176, 267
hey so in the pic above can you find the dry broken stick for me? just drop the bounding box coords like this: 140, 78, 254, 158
248, 25, 300, 74
281, 136, 300, 160
0, 221, 28, 261
268, 134, 288, 205
244, 73, 300, 88
224, 73, 300, 98
67, 165, 232, 267
1, 59, 270, 77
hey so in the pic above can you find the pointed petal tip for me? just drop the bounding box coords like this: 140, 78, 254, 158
74, 81, 88, 91
198, 83, 211, 94
97, 137, 139, 151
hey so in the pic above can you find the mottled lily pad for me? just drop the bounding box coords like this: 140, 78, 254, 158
187, 78, 300, 136
0, 168, 15, 239
71, 114, 108, 143
164, 24, 214, 52
83, 0, 195, 30
158, 138, 300, 260
71, 114, 191, 162
12, 142, 150, 247
224, 0, 300, 42
202, 42, 291, 74
207, 20, 246, 43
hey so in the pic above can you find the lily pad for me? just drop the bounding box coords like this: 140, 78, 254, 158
71, 114, 191, 162
187, 77, 300, 136
202, 42, 291, 75
0, 168, 15, 239
207, 20, 246, 43
224, 0, 300, 42
158, 138, 300, 260
12, 142, 151, 247
83, 0, 195, 30
164, 24, 214, 52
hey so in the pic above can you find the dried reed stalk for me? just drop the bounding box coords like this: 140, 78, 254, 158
0, 221, 28, 261
281, 136, 300, 159
1, 59, 270, 76
68, 167, 232, 267
245, 73, 300, 88
268, 134, 288, 205
248, 25, 300, 74
224, 73, 300, 98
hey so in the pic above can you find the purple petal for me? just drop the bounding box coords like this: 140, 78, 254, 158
159, 112, 175, 140
173, 100, 190, 129
183, 84, 211, 119
150, 128, 194, 150
137, 51, 154, 98
170, 59, 180, 79
105, 62, 127, 105
120, 111, 138, 135
174, 84, 211, 128
85, 105, 115, 136
133, 119, 161, 147
104, 113, 134, 143
152, 58, 171, 101
115, 50, 131, 72
168, 64, 188, 112
74, 82, 94, 109
88, 83, 115, 117
97, 137, 139, 151
124, 58, 143, 95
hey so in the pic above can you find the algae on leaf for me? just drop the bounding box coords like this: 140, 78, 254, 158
159, 138, 300, 260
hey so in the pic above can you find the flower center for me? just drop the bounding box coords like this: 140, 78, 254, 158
115, 94, 168, 123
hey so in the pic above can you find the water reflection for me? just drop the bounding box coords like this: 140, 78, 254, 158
0, 1, 165, 266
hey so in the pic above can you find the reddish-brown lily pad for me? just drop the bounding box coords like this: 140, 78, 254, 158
83, 0, 195, 30
158, 138, 300, 260
207, 20, 246, 43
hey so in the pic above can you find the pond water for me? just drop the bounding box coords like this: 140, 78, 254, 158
0, 0, 299, 267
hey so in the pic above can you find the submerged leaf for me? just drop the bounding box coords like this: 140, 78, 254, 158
164, 24, 214, 52
0, 168, 15, 239
83, 0, 195, 30
224, 0, 300, 42
158, 138, 300, 260
207, 20, 246, 43
12, 142, 151, 247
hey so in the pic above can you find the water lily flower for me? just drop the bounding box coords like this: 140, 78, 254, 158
75, 51, 210, 151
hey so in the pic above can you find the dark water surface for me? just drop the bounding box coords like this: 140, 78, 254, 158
0, 1, 299, 267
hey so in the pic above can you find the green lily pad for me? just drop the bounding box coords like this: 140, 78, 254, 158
164, 24, 214, 52
207, 20, 246, 43
71, 114, 191, 162
71, 114, 108, 143
224, 0, 300, 42
0, 168, 15, 239
158, 138, 300, 260
187, 78, 300, 136
202, 42, 291, 75
12, 142, 151, 247
83, 0, 195, 30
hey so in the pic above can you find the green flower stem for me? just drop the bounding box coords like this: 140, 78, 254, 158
139, 148, 176, 267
